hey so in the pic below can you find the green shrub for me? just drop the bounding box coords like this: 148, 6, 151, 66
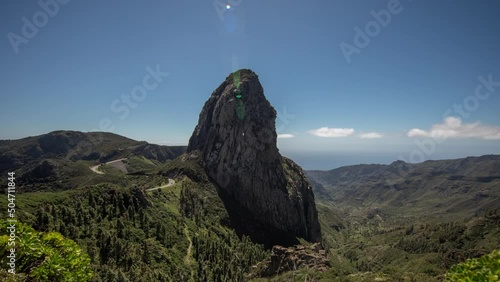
445, 249, 500, 282
0, 220, 93, 281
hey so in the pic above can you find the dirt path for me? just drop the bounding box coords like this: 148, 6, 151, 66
145, 178, 175, 191
89, 158, 127, 174
184, 225, 193, 265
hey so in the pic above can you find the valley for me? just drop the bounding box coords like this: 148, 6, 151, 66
1, 130, 499, 281
0, 70, 498, 281
303, 156, 500, 281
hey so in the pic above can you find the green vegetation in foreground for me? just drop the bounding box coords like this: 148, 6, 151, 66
445, 249, 500, 282
0, 220, 93, 281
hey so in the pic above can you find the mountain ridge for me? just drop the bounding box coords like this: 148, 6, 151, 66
0, 130, 187, 169
307, 154, 500, 220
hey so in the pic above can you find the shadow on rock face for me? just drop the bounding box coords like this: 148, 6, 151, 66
188, 69, 322, 248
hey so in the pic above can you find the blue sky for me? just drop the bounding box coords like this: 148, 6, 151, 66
1, 0, 500, 169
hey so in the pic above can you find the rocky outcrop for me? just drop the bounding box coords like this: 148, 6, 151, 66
187, 69, 321, 246
251, 243, 330, 277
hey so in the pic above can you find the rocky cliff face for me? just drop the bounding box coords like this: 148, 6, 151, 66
188, 69, 321, 245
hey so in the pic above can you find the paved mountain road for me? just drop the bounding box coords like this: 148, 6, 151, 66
145, 178, 176, 191
89, 158, 127, 174
89, 158, 175, 191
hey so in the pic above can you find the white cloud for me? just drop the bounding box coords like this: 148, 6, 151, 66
277, 133, 295, 139
309, 127, 355, 137
360, 132, 383, 139
407, 117, 500, 140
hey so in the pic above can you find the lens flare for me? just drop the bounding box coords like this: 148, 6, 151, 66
226, 4, 231, 10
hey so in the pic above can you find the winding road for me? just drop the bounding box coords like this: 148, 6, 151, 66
145, 178, 176, 191
89, 164, 104, 174
89, 157, 175, 192
89, 158, 127, 174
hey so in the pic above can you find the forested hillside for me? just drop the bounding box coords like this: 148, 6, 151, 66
0, 155, 268, 281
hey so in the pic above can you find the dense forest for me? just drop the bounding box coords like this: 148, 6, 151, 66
0, 159, 269, 281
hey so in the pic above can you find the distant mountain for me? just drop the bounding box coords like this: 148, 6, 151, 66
0, 130, 186, 167
301, 155, 500, 281
307, 155, 500, 220
0, 130, 186, 191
